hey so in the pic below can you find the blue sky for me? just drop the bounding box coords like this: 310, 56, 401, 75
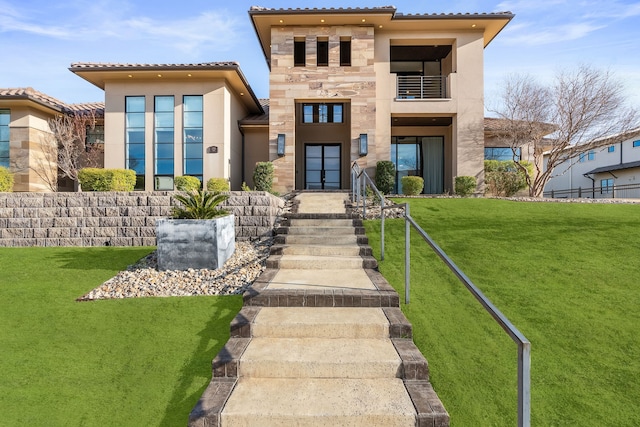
1, 0, 639, 111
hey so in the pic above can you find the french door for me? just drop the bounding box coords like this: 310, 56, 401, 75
305, 144, 341, 190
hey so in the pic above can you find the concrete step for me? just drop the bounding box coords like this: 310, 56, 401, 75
283, 226, 356, 235
288, 218, 355, 227
250, 307, 391, 339
276, 234, 360, 245
276, 244, 363, 257
239, 337, 402, 378
274, 254, 366, 270
220, 377, 418, 427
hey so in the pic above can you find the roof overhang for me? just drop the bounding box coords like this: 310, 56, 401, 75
69, 63, 264, 114
586, 160, 640, 175
249, 6, 514, 68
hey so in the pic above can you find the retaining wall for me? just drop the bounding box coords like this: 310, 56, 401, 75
0, 191, 284, 247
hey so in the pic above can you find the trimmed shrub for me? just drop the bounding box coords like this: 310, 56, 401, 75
78, 168, 136, 191
401, 176, 424, 195
484, 160, 532, 197
0, 167, 14, 192
253, 162, 274, 192
174, 176, 202, 192
455, 176, 477, 197
375, 161, 395, 194
206, 177, 230, 192
241, 182, 252, 191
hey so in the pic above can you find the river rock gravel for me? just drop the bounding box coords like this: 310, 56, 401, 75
79, 237, 274, 301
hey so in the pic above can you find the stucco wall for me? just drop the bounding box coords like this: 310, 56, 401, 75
0, 191, 284, 247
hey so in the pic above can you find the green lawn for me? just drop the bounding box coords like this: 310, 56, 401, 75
365, 198, 640, 426
0, 247, 242, 427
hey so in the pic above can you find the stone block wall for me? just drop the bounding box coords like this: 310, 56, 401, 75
0, 191, 284, 247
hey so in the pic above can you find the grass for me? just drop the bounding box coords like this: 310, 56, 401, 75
0, 247, 242, 427
364, 198, 640, 426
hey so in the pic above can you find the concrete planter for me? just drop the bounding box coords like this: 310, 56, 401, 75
156, 214, 235, 271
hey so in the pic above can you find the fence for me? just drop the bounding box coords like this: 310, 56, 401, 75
544, 182, 640, 199
351, 162, 531, 427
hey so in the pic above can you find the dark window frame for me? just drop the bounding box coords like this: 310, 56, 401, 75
317, 38, 329, 66
340, 39, 351, 66
294, 39, 306, 67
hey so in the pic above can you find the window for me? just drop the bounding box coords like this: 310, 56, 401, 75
154, 96, 174, 190
125, 96, 145, 190
317, 38, 328, 66
340, 38, 351, 66
302, 103, 344, 124
608, 145, 615, 153
633, 140, 640, 148
183, 95, 203, 185
601, 178, 614, 194
588, 150, 595, 161
294, 38, 306, 66
579, 153, 586, 163
484, 147, 521, 161
0, 109, 9, 168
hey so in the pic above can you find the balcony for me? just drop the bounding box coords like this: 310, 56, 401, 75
396, 75, 447, 100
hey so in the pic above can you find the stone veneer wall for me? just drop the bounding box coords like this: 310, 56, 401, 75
268, 25, 376, 193
0, 191, 284, 247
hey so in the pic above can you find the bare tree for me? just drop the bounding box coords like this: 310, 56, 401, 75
30, 133, 59, 192
46, 109, 103, 191
491, 65, 637, 197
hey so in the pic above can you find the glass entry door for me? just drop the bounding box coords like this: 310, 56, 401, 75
305, 144, 341, 189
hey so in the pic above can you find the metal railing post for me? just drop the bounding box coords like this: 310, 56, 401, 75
405, 203, 410, 305
380, 195, 385, 261
518, 342, 531, 427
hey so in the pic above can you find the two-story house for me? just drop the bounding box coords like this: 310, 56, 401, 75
543, 128, 640, 198
249, 6, 513, 193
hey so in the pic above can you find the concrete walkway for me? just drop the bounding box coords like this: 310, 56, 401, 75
189, 191, 449, 427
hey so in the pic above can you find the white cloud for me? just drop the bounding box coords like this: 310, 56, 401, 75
502, 21, 604, 45
0, 2, 243, 55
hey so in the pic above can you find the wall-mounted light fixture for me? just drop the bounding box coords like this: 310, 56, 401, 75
359, 133, 368, 156
277, 134, 286, 156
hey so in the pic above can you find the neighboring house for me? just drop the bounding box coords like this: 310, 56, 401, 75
70, 62, 264, 191
543, 128, 640, 198
0, 87, 104, 192
248, 6, 513, 193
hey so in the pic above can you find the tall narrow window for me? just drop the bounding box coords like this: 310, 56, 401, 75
317, 38, 329, 66
0, 110, 9, 168
154, 96, 174, 190
340, 38, 351, 66
183, 95, 203, 185
125, 97, 145, 190
294, 38, 306, 66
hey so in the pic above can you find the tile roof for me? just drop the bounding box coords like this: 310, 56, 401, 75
0, 87, 104, 116
70, 61, 241, 70
248, 6, 513, 18
249, 6, 396, 12
587, 160, 640, 175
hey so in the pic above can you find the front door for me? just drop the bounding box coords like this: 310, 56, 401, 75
305, 144, 341, 190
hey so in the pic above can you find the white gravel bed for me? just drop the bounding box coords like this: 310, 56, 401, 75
79, 238, 273, 300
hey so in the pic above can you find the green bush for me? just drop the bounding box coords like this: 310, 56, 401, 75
172, 190, 229, 219
78, 168, 136, 191
375, 161, 396, 194
253, 162, 274, 192
206, 178, 230, 192
241, 182, 252, 192
455, 176, 477, 197
174, 176, 201, 192
484, 160, 532, 197
0, 167, 14, 192
401, 176, 424, 195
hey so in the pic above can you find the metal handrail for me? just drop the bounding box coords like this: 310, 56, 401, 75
351, 161, 531, 427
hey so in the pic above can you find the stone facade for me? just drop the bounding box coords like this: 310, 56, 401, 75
268, 25, 376, 193
0, 191, 284, 247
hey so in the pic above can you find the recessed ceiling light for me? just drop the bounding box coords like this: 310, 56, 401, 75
279, 19, 283, 23
471, 24, 477, 28
128, 74, 133, 78
240, 92, 244, 96
187, 73, 192, 77
157, 74, 162, 77
320, 19, 325, 23
362, 19, 366, 22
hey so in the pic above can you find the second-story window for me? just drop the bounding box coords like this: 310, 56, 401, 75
340, 38, 351, 66
302, 103, 343, 124
294, 38, 306, 66
317, 38, 329, 66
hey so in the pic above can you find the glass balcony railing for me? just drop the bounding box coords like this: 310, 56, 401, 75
397, 75, 447, 99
